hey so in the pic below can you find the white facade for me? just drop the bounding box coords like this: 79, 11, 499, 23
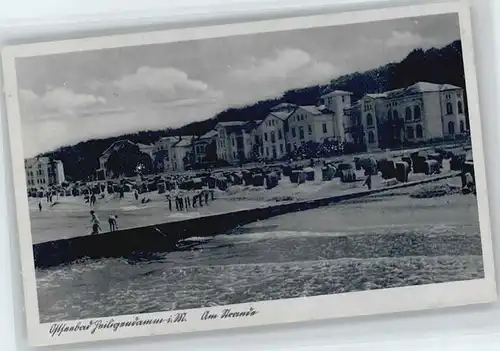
319, 90, 353, 142
215, 121, 246, 163
359, 82, 467, 151
25, 157, 65, 189
259, 108, 292, 160
286, 105, 335, 152
215, 121, 259, 164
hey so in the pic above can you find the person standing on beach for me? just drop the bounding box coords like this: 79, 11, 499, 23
167, 195, 172, 211
204, 191, 209, 205
108, 215, 118, 232
363, 171, 372, 191
134, 190, 139, 201
90, 210, 101, 235
90, 193, 96, 207
38, 201, 42, 212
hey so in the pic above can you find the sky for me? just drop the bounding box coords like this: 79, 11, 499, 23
15, 13, 461, 158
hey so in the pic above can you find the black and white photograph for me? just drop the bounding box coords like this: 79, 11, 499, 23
1, 1, 496, 346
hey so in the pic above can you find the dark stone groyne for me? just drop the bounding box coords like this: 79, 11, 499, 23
33, 173, 459, 269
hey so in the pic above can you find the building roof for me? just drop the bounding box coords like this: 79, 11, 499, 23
25, 157, 62, 168
364, 82, 463, 100
158, 136, 178, 142
137, 143, 154, 150
200, 129, 218, 139
173, 138, 192, 148
321, 89, 354, 98
216, 121, 247, 128
270, 103, 297, 112
25, 157, 47, 167
298, 105, 326, 115
269, 110, 295, 121
365, 93, 388, 99
407, 82, 462, 93
243, 120, 263, 132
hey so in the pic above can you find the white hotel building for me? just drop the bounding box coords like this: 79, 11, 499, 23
256, 102, 343, 161
259, 103, 295, 160
25, 157, 66, 189
319, 90, 354, 142
285, 105, 335, 152
360, 82, 467, 151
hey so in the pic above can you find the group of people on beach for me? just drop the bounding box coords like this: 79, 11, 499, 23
90, 210, 119, 235
166, 190, 214, 212
37, 191, 57, 211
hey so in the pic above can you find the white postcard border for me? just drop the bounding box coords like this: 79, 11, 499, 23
1, 0, 496, 347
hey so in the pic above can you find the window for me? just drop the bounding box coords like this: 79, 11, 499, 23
366, 113, 373, 126
445, 94, 451, 100
460, 120, 465, 133
279, 144, 284, 153
413, 105, 421, 120
265, 147, 269, 157
271, 131, 276, 143
299, 126, 305, 140
405, 107, 412, 121
448, 121, 455, 135
342, 96, 345, 102
458, 101, 463, 114
406, 126, 414, 139
272, 146, 277, 159
291, 127, 296, 138
278, 129, 283, 140
368, 131, 375, 144
322, 123, 328, 133
264, 133, 268, 142
393, 110, 399, 120
254, 135, 259, 144
446, 102, 453, 115
387, 110, 393, 121
416, 124, 423, 138
308, 125, 312, 135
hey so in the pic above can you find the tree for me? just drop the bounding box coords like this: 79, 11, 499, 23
105, 143, 153, 178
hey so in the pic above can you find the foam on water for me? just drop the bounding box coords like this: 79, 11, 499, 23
36, 254, 484, 323
209, 223, 472, 244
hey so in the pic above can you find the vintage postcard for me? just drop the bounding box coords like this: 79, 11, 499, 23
1, 1, 496, 346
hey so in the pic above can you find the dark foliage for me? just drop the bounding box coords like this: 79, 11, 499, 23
43, 40, 466, 181
105, 143, 153, 178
